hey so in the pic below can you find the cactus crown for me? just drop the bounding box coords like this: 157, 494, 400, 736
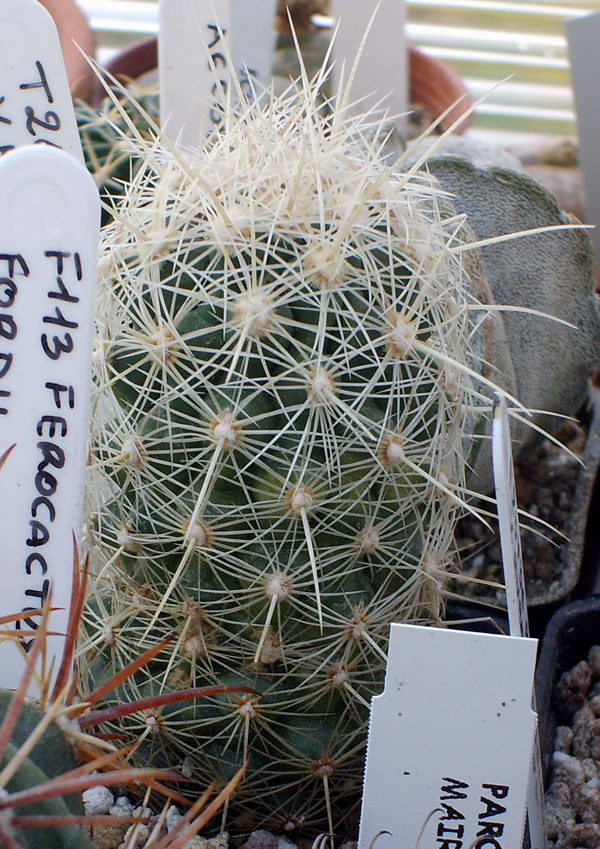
85, 71, 493, 832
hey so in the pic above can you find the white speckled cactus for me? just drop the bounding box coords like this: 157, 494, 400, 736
82, 77, 511, 833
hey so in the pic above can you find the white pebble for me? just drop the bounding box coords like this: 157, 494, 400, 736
552, 750, 585, 784
179, 833, 229, 849
120, 823, 150, 848
167, 805, 184, 832
110, 796, 135, 818
277, 837, 297, 849
544, 804, 574, 842
554, 725, 573, 753
83, 785, 114, 815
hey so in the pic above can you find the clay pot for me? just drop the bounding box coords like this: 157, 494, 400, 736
275, 1, 328, 34
91, 33, 472, 134
272, 1, 472, 133
536, 596, 600, 780
92, 36, 159, 104
408, 45, 471, 134
41, 0, 96, 102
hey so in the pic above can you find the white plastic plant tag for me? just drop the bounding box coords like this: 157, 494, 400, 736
159, 0, 277, 148
329, 0, 407, 123
0, 145, 99, 689
492, 392, 546, 849
359, 624, 538, 849
566, 12, 600, 269
492, 393, 529, 638
230, 0, 278, 100
0, 0, 83, 162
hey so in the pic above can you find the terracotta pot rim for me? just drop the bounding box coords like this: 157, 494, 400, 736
42, 0, 96, 102
92, 35, 158, 105
408, 44, 472, 134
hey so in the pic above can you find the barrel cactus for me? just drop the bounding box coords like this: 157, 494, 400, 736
0, 605, 96, 849
80, 67, 523, 834
0, 676, 240, 849
0, 598, 158, 849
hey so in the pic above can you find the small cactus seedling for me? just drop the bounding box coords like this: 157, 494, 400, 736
74, 0, 330, 210
83, 63, 508, 834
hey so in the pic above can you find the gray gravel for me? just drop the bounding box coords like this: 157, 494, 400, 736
546, 646, 600, 847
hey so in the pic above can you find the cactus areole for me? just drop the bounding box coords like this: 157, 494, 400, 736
85, 77, 497, 832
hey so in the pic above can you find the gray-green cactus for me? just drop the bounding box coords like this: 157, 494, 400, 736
398, 148, 600, 491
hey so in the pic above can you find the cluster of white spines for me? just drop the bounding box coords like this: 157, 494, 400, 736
83, 80, 483, 826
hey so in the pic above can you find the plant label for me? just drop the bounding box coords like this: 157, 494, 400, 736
329, 0, 407, 124
159, 0, 278, 147
230, 0, 278, 100
0, 146, 99, 689
0, 0, 83, 162
492, 392, 546, 849
492, 393, 529, 639
566, 12, 600, 270
359, 625, 538, 849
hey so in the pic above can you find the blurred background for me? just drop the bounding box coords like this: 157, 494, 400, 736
78, 0, 600, 143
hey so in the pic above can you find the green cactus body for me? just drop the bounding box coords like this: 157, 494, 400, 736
84, 81, 491, 832
76, 88, 159, 219
0, 691, 99, 849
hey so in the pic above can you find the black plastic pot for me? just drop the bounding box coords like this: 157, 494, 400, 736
535, 595, 600, 783
541, 391, 600, 607
445, 600, 509, 635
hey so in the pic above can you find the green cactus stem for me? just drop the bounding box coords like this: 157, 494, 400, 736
81, 67, 510, 835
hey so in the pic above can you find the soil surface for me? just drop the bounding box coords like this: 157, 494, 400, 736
452, 420, 586, 607
545, 645, 600, 848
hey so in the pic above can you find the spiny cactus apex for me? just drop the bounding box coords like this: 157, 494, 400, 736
84, 72, 502, 834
